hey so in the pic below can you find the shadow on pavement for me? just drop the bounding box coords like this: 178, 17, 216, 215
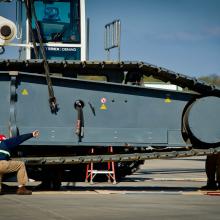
62, 185, 200, 192
137, 168, 204, 175
1, 183, 202, 194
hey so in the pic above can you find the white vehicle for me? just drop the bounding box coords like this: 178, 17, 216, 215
144, 83, 183, 91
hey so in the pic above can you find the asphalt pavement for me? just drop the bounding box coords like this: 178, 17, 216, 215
1, 157, 220, 220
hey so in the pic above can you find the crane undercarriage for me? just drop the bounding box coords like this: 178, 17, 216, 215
0, 59, 220, 187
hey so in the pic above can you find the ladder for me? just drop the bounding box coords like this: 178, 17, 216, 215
85, 146, 116, 184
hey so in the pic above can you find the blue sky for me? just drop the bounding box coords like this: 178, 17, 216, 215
0, 0, 220, 77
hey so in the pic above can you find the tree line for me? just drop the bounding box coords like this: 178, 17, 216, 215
199, 74, 220, 87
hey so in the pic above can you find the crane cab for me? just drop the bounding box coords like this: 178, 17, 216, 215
20, 0, 86, 60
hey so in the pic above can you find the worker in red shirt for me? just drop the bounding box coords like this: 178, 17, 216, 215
0, 130, 40, 195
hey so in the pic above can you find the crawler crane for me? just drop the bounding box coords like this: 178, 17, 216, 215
0, 0, 219, 189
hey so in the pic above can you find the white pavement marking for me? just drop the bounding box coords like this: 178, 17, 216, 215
183, 190, 220, 196
146, 178, 206, 182
33, 191, 98, 195
32, 190, 209, 195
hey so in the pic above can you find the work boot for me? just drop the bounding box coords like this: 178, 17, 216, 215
16, 186, 32, 195
0, 184, 3, 195
200, 183, 218, 191
217, 182, 220, 190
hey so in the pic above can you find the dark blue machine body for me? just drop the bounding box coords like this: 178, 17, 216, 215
0, 72, 194, 148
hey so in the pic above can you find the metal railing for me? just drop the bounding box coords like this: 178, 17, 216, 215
104, 19, 121, 61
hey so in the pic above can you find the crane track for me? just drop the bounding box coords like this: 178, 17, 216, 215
13, 146, 220, 165
0, 59, 220, 96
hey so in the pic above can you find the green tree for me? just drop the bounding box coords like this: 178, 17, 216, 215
198, 74, 220, 87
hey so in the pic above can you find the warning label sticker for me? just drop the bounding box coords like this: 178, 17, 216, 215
100, 104, 107, 110
101, 98, 107, 103
165, 97, 172, 103
21, 89, 29, 95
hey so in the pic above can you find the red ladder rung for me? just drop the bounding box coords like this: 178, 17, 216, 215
85, 146, 116, 184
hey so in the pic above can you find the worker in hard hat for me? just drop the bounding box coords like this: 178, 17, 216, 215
0, 130, 40, 195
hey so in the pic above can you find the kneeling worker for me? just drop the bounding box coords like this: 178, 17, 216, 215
0, 130, 40, 195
